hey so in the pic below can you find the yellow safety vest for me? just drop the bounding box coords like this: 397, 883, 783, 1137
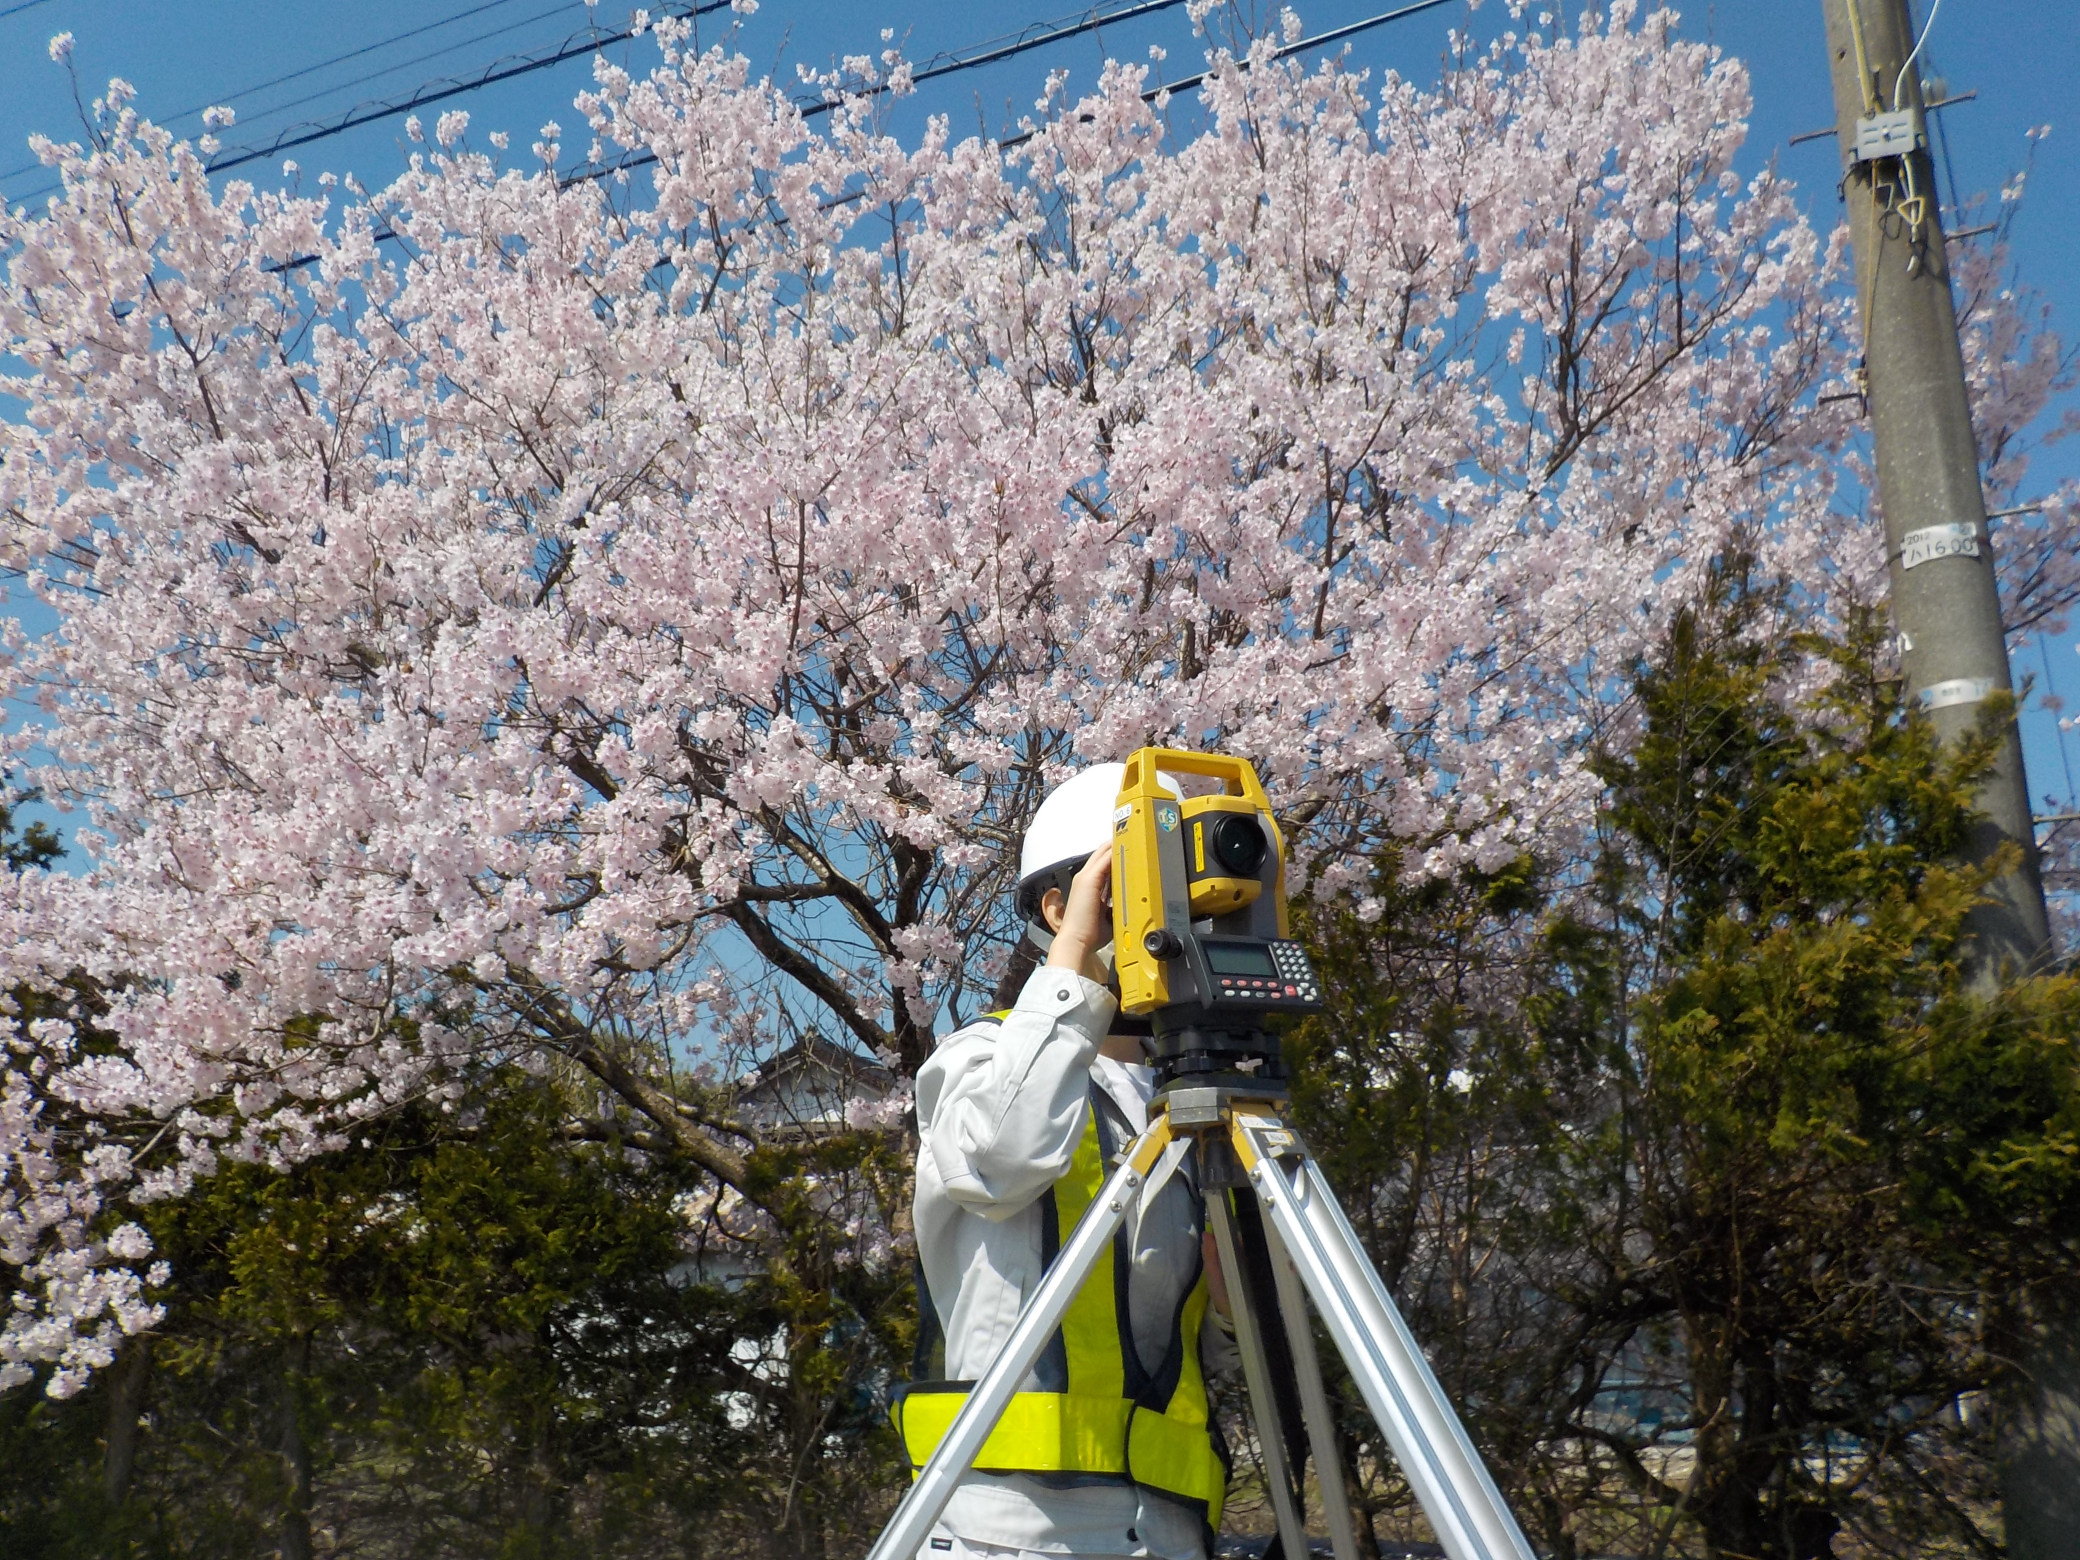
894, 1053, 1228, 1529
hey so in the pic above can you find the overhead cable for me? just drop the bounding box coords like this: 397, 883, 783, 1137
281, 0, 1455, 270
1130, 0, 1459, 104
226, 0, 1188, 185
164, 0, 547, 132
979, 0, 1458, 153
9, 0, 1151, 209
204, 0, 732, 175
888, 0, 1189, 93
576, 0, 1458, 171
552, 0, 1191, 186
196, 1, 578, 142
1, 0, 560, 187
1892, 0, 1945, 110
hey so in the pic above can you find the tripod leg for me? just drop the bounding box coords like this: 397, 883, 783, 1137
1261, 1214, 1366, 1560
1228, 1191, 1311, 1515
1233, 1121, 1536, 1560
866, 1120, 1172, 1560
1205, 1185, 1312, 1560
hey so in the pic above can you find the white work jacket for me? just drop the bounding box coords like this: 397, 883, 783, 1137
911, 965, 1227, 1559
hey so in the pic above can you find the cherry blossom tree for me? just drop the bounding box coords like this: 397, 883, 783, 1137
0, 3, 2070, 1396
1949, 136, 2080, 646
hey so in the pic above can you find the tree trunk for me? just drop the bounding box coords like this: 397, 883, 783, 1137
1694, 1354, 1797, 1560
101, 1333, 152, 1504
1999, 1284, 2080, 1560
277, 1338, 314, 1560
1343, 1423, 1385, 1560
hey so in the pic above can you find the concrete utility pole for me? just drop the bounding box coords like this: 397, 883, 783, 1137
1817, 1, 2073, 1552
1818, 0, 2051, 976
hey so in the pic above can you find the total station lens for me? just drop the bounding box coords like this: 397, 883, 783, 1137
1210, 814, 1266, 876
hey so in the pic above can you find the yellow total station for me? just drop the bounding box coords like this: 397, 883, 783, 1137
1110, 748, 1290, 1016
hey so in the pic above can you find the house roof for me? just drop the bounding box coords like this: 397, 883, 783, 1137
736, 1031, 894, 1103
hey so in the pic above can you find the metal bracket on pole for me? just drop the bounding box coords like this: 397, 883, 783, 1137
1853, 107, 1923, 162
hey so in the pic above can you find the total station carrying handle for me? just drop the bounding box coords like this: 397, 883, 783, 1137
1118, 747, 1275, 812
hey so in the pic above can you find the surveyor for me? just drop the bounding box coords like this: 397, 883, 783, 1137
895, 763, 1234, 1560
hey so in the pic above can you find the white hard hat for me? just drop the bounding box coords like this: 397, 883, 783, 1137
1015, 763, 1179, 931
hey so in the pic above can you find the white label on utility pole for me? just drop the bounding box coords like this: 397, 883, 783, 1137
1899, 523, 1981, 570
1917, 677, 1996, 711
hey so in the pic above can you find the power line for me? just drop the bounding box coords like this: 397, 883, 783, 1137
552, 0, 1191, 187
164, 0, 549, 131
1891, 0, 1944, 112
978, 0, 1459, 155
203, 0, 731, 175
221, 0, 1184, 184
236, 0, 1188, 258
305, 0, 1457, 269
2032, 629, 2080, 815
0, 0, 563, 187
25, 0, 1455, 262
7, 0, 1169, 204
207, 1, 582, 143
1087, 0, 1459, 116
899, 0, 1188, 91
312, 0, 1164, 144
0, 0, 60, 22
7, 0, 1132, 208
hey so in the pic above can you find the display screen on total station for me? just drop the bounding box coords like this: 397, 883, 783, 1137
1205, 941, 1278, 976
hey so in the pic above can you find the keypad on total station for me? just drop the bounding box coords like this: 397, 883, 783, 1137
1219, 975, 1296, 998
1267, 942, 1321, 999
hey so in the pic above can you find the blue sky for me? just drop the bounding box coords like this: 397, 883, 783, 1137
3, 0, 2078, 831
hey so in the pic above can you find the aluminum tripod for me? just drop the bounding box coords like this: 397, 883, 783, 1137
867, 1083, 1536, 1560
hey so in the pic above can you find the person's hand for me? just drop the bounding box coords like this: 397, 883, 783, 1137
1044, 848, 1114, 985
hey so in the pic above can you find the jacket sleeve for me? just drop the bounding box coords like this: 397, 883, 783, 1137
914, 964, 1117, 1220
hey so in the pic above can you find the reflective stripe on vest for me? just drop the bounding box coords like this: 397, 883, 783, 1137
896, 1031, 1226, 1526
